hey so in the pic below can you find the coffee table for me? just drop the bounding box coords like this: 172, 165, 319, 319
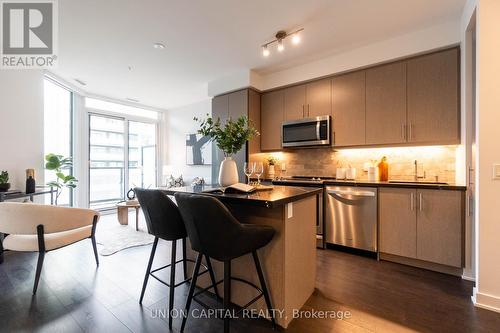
116, 201, 141, 231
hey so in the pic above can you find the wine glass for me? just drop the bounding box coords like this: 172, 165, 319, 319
254, 162, 264, 185
244, 162, 255, 185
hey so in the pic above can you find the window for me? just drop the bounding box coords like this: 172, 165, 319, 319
128, 121, 157, 189
85, 98, 158, 120
89, 114, 125, 210
87, 98, 158, 210
44, 78, 73, 206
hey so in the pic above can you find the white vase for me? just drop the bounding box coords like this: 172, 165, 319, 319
268, 165, 275, 179
219, 157, 239, 186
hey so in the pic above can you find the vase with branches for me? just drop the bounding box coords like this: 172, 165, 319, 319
45, 154, 78, 205
194, 114, 259, 186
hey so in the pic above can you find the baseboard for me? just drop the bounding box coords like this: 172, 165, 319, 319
472, 288, 500, 313
379, 253, 463, 276
461, 268, 476, 281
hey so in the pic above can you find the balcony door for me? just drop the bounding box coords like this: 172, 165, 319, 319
88, 115, 157, 210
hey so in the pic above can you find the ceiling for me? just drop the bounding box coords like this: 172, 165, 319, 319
54, 0, 465, 110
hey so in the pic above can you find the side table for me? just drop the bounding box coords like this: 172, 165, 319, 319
116, 201, 141, 231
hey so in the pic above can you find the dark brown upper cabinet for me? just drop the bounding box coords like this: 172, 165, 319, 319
284, 85, 306, 121
366, 62, 407, 145
306, 79, 332, 118
284, 79, 331, 121
261, 90, 284, 151
332, 71, 366, 146
407, 48, 460, 144
211, 89, 261, 181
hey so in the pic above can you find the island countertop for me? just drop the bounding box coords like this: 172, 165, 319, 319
159, 185, 321, 208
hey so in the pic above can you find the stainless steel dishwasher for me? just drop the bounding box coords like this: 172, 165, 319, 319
325, 186, 378, 252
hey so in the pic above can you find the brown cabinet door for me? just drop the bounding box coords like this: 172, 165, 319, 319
332, 71, 366, 146
261, 90, 284, 151
212, 94, 229, 120
228, 90, 249, 182
284, 84, 306, 121
416, 189, 463, 267
366, 62, 407, 145
211, 94, 228, 183
228, 89, 247, 120
407, 48, 460, 144
247, 89, 261, 155
306, 79, 331, 118
379, 188, 417, 258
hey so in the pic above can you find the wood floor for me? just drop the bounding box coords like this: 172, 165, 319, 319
1, 213, 499, 333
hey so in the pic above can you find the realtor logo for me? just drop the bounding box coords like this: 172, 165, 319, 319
1, 0, 57, 68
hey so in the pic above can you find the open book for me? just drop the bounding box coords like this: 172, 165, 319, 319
203, 183, 273, 194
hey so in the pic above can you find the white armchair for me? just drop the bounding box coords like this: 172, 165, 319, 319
0, 202, 100, 294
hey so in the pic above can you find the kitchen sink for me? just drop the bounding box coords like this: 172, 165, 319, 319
388, 180, 449, 185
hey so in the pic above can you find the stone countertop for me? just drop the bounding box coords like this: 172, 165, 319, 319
272, 179, 466, 191
322, 179, 466, 191
159, 185, 322, 208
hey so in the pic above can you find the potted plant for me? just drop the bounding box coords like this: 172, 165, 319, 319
0, 171, 10, 192
45, 154, 78, 205
195, 114, 259, 186
266, 156, 278, 180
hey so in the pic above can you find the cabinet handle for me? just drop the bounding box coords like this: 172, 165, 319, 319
308, 104, 310, 117
302, 105, 305, 118
401, 123, 405, 141
419, 193, 423, 211
409, 122, 413, 141
410, 192, 415, 211
468, 194, 474, 217
332, 131, 335, 145
468, 166, 474, 187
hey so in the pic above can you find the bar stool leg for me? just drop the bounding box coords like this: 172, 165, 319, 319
252, 251, 276, 329
182, 238, 188, 280
168, 240, 177, 329
223, 260, 231, 333
181, 253, 202, 333
205, 255, 221, 299
139, 237, 158, 304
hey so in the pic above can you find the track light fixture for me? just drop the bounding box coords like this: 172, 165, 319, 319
261, 28, 304, 57
262, 45, 270, 57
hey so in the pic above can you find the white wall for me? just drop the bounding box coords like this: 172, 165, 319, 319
460, 0, 477, 283
162, 99, 212, 185
0, 70, 45, 190
260, 20, 460, 90
471, 0, 500, 313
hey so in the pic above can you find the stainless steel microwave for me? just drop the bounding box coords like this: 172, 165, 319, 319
282, 115, 331, 148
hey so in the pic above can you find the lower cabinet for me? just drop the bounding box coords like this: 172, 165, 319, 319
379, 188, 417, 258
379, 187, 464, 268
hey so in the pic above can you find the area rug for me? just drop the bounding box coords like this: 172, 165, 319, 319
96, 224, 154, 256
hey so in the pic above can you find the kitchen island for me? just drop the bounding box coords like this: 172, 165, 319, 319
160, 185, 320, 328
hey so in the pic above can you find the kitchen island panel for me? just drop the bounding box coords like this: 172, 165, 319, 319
183, 195, 317, 328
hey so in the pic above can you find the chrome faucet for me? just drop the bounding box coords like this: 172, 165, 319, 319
414, 160, 426, 181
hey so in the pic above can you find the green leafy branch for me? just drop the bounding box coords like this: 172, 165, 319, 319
194, 114, 259, 157
0, 171, 9, 184
45, 153, 78, 204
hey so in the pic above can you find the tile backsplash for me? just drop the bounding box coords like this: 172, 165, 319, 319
250, 145, 458, 183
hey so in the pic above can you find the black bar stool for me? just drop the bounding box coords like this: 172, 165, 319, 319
135, 188, 220, 329
175, 192, 276, 333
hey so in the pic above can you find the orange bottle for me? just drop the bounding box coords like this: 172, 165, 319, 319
378, 156, 389, 181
